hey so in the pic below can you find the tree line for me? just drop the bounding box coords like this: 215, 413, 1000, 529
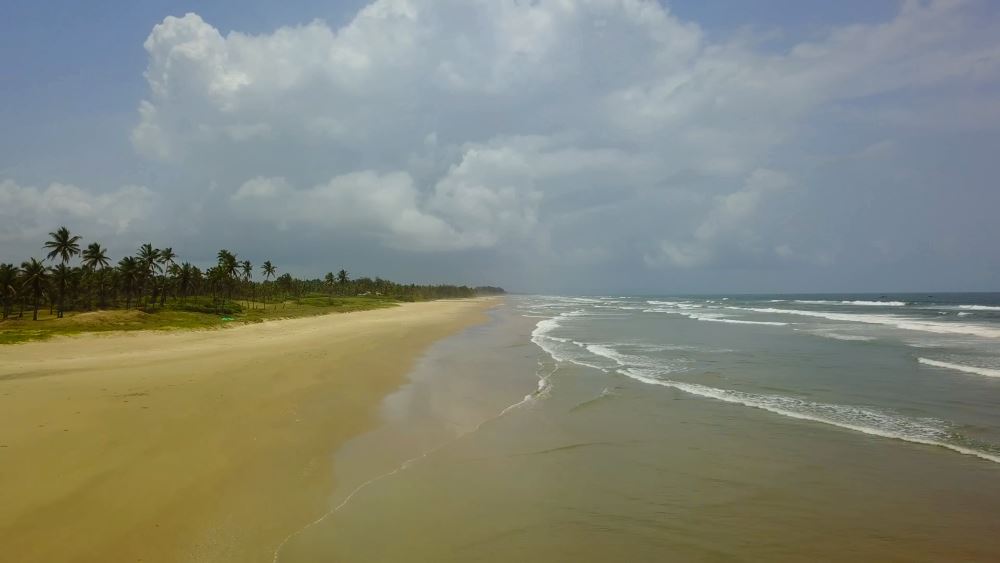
0, 227, 505, 321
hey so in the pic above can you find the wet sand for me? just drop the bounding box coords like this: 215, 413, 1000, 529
0, 298, 495, 563
280, 299, 1000, 563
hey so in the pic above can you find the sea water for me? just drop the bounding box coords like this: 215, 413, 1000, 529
280, 294, 1000, 562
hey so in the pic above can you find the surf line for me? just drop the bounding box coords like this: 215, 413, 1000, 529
271, 359, 559, 563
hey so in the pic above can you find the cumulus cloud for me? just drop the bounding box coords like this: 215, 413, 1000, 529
0, 180, 155, 254
231, 152, 540, 251
117, 0, 1000, 284
646, 169, 794, 268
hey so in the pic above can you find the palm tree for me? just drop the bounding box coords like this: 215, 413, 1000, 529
81, 242, 110, 270
159, 247, 176, 269
277, 273, 292, 308
81, 242, 111, 308
136, 244, 160, 308
44, 227, 81, 317
337, 269, 350, 295
117, 256, 140, 310
50, 264, 75, 318
0, 263, 18, 320
175, 262, 195, 303
158, 247, 177, 307
240, 260, 253, 308
217, 250, 239, 306
20, 258, 48, 321
324, 272, 336, 300
44, 226, 81, 264
261, 261, 276, 312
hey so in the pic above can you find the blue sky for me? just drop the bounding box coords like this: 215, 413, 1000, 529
1, 1, 998, 293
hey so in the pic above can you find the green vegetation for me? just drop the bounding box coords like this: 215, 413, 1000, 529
1, 226, 504, 345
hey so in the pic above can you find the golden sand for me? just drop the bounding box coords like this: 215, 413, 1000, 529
0, 298, 495, 562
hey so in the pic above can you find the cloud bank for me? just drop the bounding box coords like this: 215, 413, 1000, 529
4, 0, 999, 291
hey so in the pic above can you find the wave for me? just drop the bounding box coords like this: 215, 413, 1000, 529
688, 314, 787, 326
958, 305, 1000, 311
810, 331, 876, 342
617, 369, 1000, 465
793, 299, 907, 307
646, 308, 787, 327
584, 343, 687, 373
918, 358, 1000, 378
530, 314, 612, 372
728, 307, 1000, 339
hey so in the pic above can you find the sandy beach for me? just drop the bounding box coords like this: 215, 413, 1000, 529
0, 298, 495, 563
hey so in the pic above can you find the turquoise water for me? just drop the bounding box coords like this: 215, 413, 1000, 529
282, 295, 1000, 561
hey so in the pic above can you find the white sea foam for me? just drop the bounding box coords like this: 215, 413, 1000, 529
646, 308, 787, 327
811, 331, 876, 342
584, 343, 632, 366
793, 299, 906, 306
582, 343, 687, 373
617, 370, 1000, 465
530, 315, 574, 363
958, 305, 1000, 311
688, 313, 787, 326
918, 358, 1000, 378
728, 307, 1000, 339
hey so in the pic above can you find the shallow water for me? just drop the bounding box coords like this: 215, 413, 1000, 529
280, 294, 1000, 561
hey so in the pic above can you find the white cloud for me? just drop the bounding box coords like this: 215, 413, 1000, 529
231, 155, 540, 251
0, 180, 155, 254
120, 0, 1000, 282
646, 168, 793, 268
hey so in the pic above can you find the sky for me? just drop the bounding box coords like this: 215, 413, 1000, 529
1, 0, 998, 294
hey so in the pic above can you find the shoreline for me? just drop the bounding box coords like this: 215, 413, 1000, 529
0, 297, 498, 562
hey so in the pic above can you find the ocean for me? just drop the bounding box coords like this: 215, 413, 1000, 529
279, 294, 1000, 562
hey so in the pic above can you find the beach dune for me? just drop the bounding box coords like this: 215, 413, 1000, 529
0, 298, 494, 563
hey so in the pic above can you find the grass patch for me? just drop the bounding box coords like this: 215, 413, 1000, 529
0, 295, 399, 345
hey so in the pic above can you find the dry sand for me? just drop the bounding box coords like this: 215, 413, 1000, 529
0, 298, 496, 562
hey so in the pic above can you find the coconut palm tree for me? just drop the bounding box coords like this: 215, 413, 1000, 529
0, 263, 18, 320
159, 247, 176, 269
337, 269, 350, 295
261, 261, 276, 311
216, 250, 239, 306
44, 226, 81, 264
20, 258, 48, 321
175, 262, 195, 303
240, 260, 253, 308
277, 273, 292, 308
157, 247, 177, 307
81, 242, 110, 270
44, 227, 82, 317
117, 256, 140, 310
81, 242, 111, 308
136, 244, 160, 308
50, 264, 75, 318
